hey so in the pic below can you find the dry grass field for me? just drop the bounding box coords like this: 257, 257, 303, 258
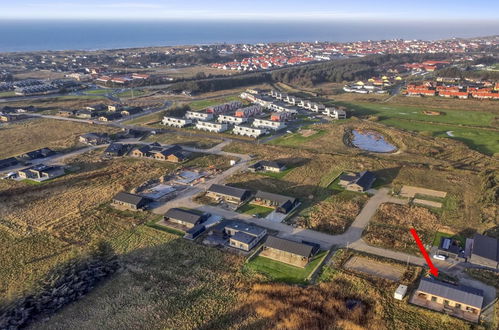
363, 203, 439, 255
146, 133, 223, 149
0, 150, 231, 301
28, 238, 478, 330
0, 119, 118, 159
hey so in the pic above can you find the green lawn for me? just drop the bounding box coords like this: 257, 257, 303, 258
238, 203, 274, 217
117, 89, 146, 98
85, 89, 110, 95
347, 102, 496, 127
0, 91, 16, 98
245, 250, 328, 284
267, 129, 326, 147
259, 167, 294, 179
337, 101, 499, 155
380, 118, 499, 155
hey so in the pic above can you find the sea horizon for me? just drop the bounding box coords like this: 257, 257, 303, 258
0, 19, 498, 53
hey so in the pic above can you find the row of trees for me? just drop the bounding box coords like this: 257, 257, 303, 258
169, 72, 271, 94
167, 54, 471, 93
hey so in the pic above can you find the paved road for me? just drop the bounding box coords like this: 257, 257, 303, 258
149, 152, 429, 267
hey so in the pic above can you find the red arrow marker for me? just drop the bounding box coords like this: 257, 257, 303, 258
410, 228, 439, 277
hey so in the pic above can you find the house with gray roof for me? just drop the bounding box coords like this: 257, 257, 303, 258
206, 184, 251, 205
254, 191, 299, 214
339, 171, 376, 192
224, 220, 267, 251
260, 236, 316, 268
469, 234, 499, 269
0, 157, 19, 170
164, 208, 209, 229
410, 277, 484, 323
112, 191, 150, 210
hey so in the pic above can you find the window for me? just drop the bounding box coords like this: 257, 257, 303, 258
431, 296, 437, 302
444, 300, 450, 306
455, 303, 461, 309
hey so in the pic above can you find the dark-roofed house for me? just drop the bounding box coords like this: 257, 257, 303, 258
410, 277, 484, 323
469, 234, 499, 269
224, 220, 267, 251
261, 161, 286, 173
436, 237, 462, 260
112, 191, 150, 210
339, 171, 376, 192
206, 184, 252, 205
20, 148, 55, 160
261, 236, 315, 268
104, 143, 129, 157
0, 157, 19, 170
164, 208, 209, 229
253, 191, 299, 214
248, 160, 286, 173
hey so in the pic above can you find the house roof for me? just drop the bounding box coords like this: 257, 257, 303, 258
351, 171, 376, 190
105, 143, 126, 154
207, 184, 250, 199
113, 191, 146, 206
231, 231, 256, 245
0, 157, 18, 166
225, 220, 266, 237
255, 191, 296, 205
417, 278, 484, 309
260, 160, 285, 169
164, 208, 204, 225
264, 236, 314, 258
472, 234, 499, 262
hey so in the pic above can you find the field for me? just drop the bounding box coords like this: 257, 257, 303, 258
329, 95, 499, 155
344, 255, 404, 281
268, 128, 327, 147
363, 203, 439, 255
186, 95, 247, 110
0, 150, 230, 300
0, 119, 117, 159
245, 250, 328, 284
116, 89, 147, 98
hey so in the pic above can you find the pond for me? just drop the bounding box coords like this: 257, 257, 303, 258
350, 130, 397, 153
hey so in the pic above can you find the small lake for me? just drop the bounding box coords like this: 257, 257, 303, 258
351, 130, 397, 153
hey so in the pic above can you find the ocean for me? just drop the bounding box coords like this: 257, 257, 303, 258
0, 19, 497, 52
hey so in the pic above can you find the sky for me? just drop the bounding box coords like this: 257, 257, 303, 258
1, 0, 498, 21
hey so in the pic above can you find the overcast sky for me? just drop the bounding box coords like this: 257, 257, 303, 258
1, 0, 499, 21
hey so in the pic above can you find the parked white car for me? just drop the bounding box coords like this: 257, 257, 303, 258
432, 254, 447, 261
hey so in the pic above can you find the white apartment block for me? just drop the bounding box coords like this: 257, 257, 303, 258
217, 114, 248, 125
269, 103, 298, 114
323, 108, 346, 119
233, 125, 267, 138
162, 116, 192, 127
253, 118, 287, 130
195, 121, 228, 133
185, 111, 214, 121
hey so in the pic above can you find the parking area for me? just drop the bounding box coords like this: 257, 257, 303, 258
344, 255, 405, 281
